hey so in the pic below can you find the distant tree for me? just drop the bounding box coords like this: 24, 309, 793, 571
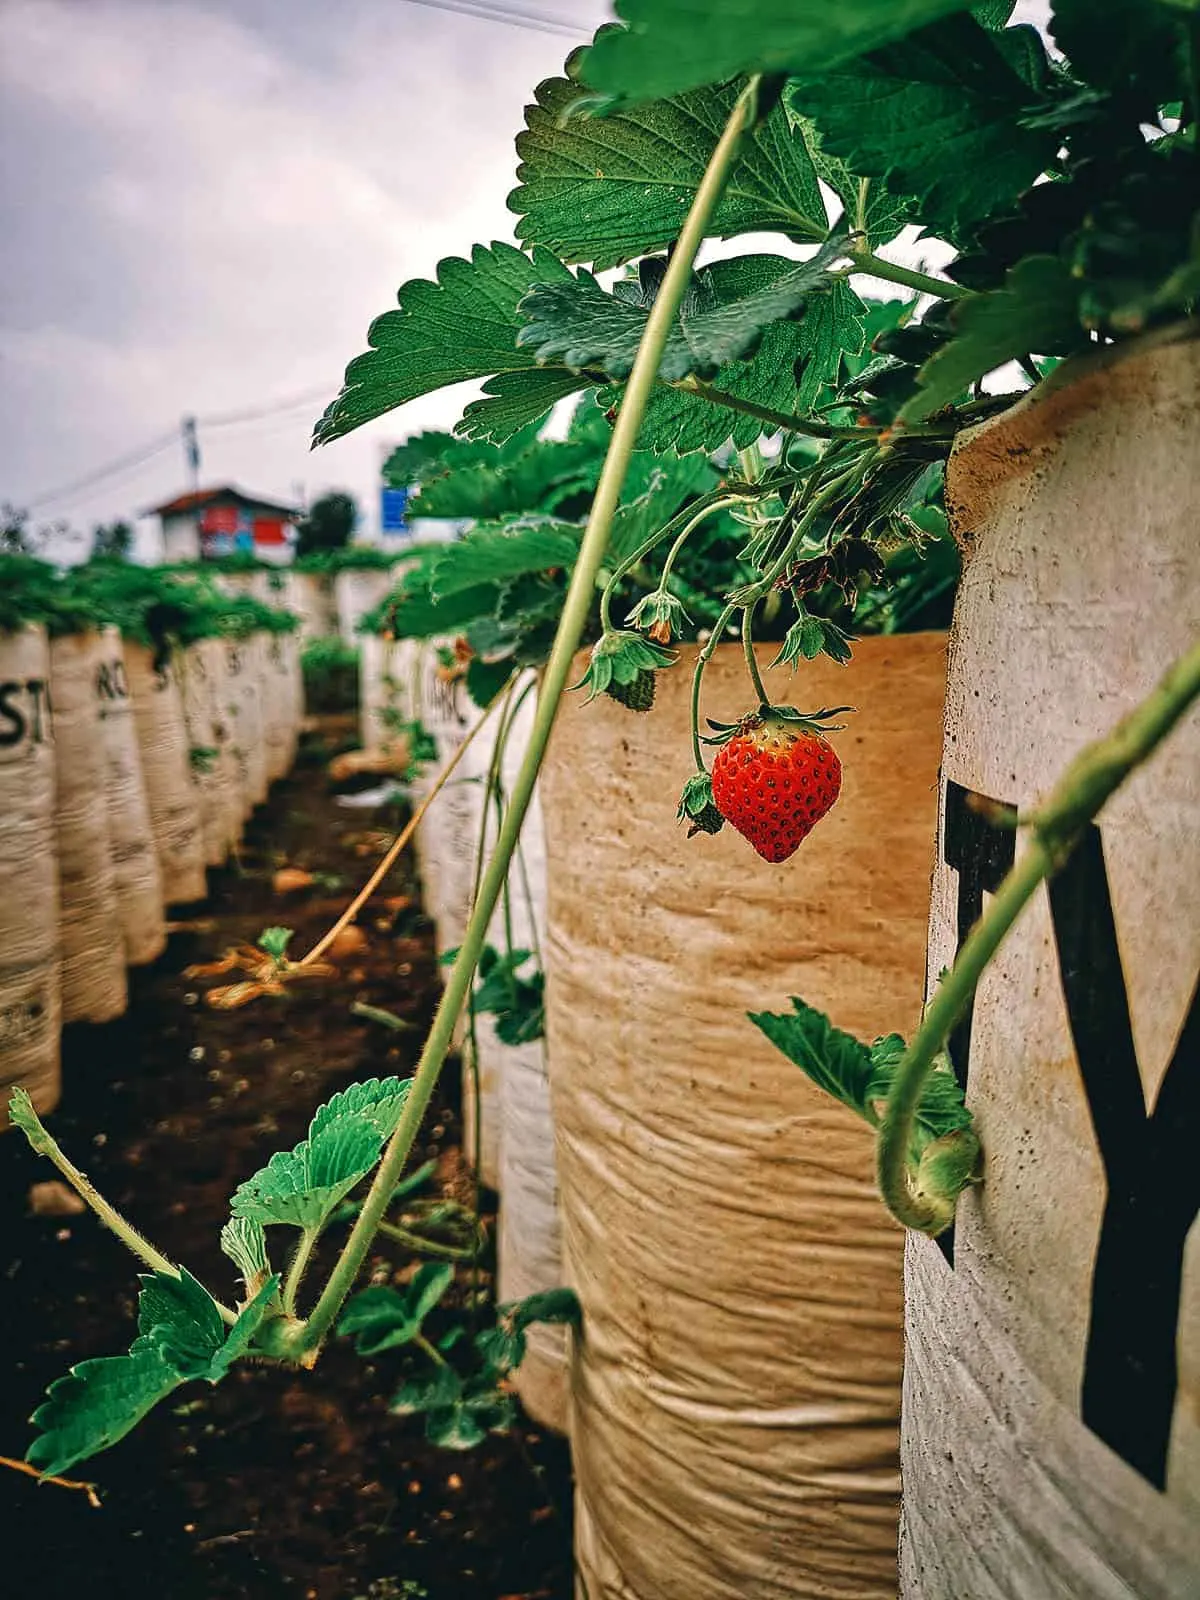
1, 503, 31, 554
91, 519, 133, 561
295, 491, 357, 557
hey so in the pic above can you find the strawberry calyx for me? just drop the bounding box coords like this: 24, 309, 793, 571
676, 771, 725, 837
572, 629, 677, 706
701, 703, 853, 747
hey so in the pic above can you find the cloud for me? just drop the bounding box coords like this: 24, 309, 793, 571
0, 0, 603, 549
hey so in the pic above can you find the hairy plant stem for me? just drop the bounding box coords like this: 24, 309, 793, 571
848, 240, 970, 301
282, 78, 765, 1362
282, 1226, 320, 1318
675, 376, 871, 439
377, 1219, 481, 1261
690, 599, 740, 767
596, 488, 751, 634
741, 605, 770, 708
11, 1098, 237, 1324
878, 634, 1200, 1233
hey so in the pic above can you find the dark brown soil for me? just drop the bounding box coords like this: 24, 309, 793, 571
0, 718, 573, 1600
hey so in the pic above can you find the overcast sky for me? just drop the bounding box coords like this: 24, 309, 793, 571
0, 0, 608, 556
1, 0, 1049, 560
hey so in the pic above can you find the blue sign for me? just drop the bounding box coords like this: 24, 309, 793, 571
381, 486, 410, 534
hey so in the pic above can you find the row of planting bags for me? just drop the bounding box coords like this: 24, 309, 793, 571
1, 566, 304, 1122
362, 349, 1199, 1600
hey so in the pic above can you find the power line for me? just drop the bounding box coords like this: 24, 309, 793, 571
22, 385, 337, 511
201, 385, 334, 430
25, 430, 181, 512
397, 0, 581, 39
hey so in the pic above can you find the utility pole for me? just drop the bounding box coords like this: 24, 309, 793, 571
182, 416, 200, 495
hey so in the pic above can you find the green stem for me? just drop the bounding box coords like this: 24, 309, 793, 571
674, 376, 872, 439
282, 1226, 320, 1318
10, 1096, 237, 1324
690, 599, 740, 767
284, 76, 763, 1362
848, 242, 970, 301
741, 604, 770, 708
414, 1332, 448, 1367
377, 1219, 481, 1261
878, 634, 1200, 1234
596, 487, 744, 633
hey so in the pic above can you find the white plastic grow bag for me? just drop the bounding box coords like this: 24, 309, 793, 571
125, 641, 207, 905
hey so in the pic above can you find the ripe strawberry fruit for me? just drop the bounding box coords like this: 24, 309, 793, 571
710, 710, 843, 863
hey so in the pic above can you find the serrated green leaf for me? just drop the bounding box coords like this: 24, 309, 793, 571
897, 255, 1084, 422
510, 74, 826, 270
608, 457, 718, 561
580, 0, 977, 104
413, 439, 600, 520
308, 1076, 412, 1143
614, 273, 865, 453
383, 423, 548, 489
517, 242, 846, 384
456, 369, 595, 446
339, 1262, 455, 1355
387, 574, 504, 641
213, 1275, 284, 1375
749, 999, 877, 1122
314, 242, 577, 446
137, 1269, 226, 1380
220, 1215, 271, 1293
408, 1261, 456, 1324
790, 15, 1056, 245
27, 1341, 184, 1479
390, 1366, 465, 1417
7, 1086, 53, 1153
430, 519, 582, 600
425, 1387, 516, 1450
784, 96, 912, 247
864, 1038, 973, 1155
230, 1114, 385, 1230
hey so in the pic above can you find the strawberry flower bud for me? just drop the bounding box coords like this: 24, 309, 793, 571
625, 589, 691, 646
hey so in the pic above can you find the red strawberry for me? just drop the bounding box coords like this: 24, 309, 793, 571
710, 711, 843, 863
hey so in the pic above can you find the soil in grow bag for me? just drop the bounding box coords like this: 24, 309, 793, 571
0, 716, 572, 1600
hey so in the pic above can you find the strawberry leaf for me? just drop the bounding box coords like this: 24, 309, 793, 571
789, 15, 1057, 245
517, 243, 846, 384
457, 369, 596, 446
429, 519, 582, 599
314, 243, 578, 446
751, 999, 974, 1161
579, 0, 978, 104
27, 1342, 185, 1479
308, 1075, 412, 1143
136, 1269, 226, 1379
615, 276, 866, 453
412, 439, 600, 521
230, 1114, 385, 1230
510, 74, 826, 270
26, 1272, 283, 1477
339, 1263, 456, 1354
897, 255, 1085, 422
749, 999, 878, 1121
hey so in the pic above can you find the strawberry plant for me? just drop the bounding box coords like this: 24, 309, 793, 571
11, 0, 1200, 1490
8, 1073, 578, 1475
